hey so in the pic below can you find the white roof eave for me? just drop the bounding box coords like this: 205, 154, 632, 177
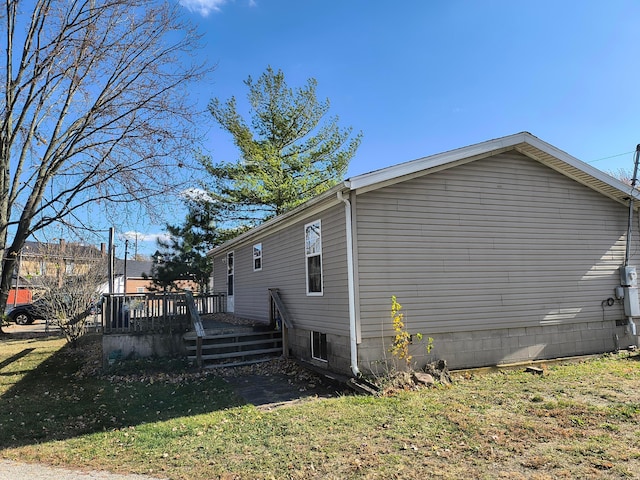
346, 131, 640, 203
347, 132, 531, 190
208, 132, 640, 257
208, 182, 349, 256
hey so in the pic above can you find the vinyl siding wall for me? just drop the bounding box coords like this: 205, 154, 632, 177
355, 151, 636, 344
212, 256, 227, 298
211, 203, 351, 338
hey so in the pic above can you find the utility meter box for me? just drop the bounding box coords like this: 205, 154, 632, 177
620, 266, 638, 287
624, 286, 640, 317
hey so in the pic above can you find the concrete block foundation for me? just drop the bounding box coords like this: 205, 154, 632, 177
355, 320, 637, 375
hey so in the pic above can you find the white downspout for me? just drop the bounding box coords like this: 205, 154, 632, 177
338, 189, 360, 377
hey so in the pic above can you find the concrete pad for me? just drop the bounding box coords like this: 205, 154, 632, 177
224, 373, 344, 409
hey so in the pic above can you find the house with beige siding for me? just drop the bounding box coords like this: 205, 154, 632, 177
209, 132, 640, 375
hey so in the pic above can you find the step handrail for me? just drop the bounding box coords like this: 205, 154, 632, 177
269, 288, 292, 357
268, 288, 292, 329
184, 291, 204, 367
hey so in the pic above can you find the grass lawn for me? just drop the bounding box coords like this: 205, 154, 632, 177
0, 334, 640, 479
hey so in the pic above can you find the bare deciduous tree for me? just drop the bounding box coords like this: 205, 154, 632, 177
610, 168, 637, 187
29, 241, 107, 346
0, 0, 211, 327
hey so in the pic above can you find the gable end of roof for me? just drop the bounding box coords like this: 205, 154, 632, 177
348, 132, 639, 206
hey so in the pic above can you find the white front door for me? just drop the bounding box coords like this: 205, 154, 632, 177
226, 251, 234, 312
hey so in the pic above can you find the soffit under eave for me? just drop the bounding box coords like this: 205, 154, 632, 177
514, 143, 639, 208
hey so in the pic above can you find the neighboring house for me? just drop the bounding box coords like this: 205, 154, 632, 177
111, 259, 154, 294
109, 259, 199, 294
19, 240, 106, 279
208, 132, 640, 375
9, 240, 105, 302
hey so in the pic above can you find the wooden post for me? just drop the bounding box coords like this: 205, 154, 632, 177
185, 291, 205, 368
196, 336, 203, 368
282, 325, 289, 358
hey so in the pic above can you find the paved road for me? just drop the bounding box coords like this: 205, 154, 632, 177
0, 460, 167, 480
2, 318, 62, 334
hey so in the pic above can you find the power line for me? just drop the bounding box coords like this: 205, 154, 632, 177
587, 151, 635, 164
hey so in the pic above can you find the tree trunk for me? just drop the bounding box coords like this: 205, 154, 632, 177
0, 256, 16, 335
0, 0, 211, 329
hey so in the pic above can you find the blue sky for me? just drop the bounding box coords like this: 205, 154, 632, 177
125, 0, 640, 255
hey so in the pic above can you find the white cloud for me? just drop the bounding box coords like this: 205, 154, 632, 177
179, 0, 228, 16
180, 187, 216, 204
120, 231, 171, 244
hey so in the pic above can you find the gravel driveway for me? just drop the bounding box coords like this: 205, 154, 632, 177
0, 460, 167, 480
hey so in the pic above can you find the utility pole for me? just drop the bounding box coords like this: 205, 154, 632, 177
108, 228, 115, 294
123, 239, 129, 295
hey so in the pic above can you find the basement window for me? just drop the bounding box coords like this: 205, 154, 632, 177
311, 331, 328, 362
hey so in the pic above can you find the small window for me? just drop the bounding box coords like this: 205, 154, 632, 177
253, 243, 262, 271
136, 287, 145, 293
305, 220, 323, 295
227, 251, 234, 296
311, 331, 328, 362
65, 261, 75, 275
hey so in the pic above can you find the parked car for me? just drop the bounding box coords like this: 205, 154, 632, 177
6, 300, 48, 325
6, 297, 101, 326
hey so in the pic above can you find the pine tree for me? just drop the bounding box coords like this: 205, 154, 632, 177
202, 66, 362, 234
149, 197, 218, 292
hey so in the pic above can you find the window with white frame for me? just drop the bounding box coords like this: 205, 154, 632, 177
304, 220, 323, 295
253, 243, 262, 271
311, 331, 328, 361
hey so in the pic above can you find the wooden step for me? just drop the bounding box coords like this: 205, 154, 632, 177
184, 328, 283, 367
185, 337, 282, 352
191, 346, 283, 361
183, 330, 281, 341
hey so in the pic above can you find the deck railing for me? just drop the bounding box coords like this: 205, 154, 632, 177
102, 291, 226, 334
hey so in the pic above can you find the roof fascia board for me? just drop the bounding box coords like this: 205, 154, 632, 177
348, 131, 640, 203
514, 136, 640, 202
352, 146, 515, 196
348, 132, 529, 192
209, 184, 346, 257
